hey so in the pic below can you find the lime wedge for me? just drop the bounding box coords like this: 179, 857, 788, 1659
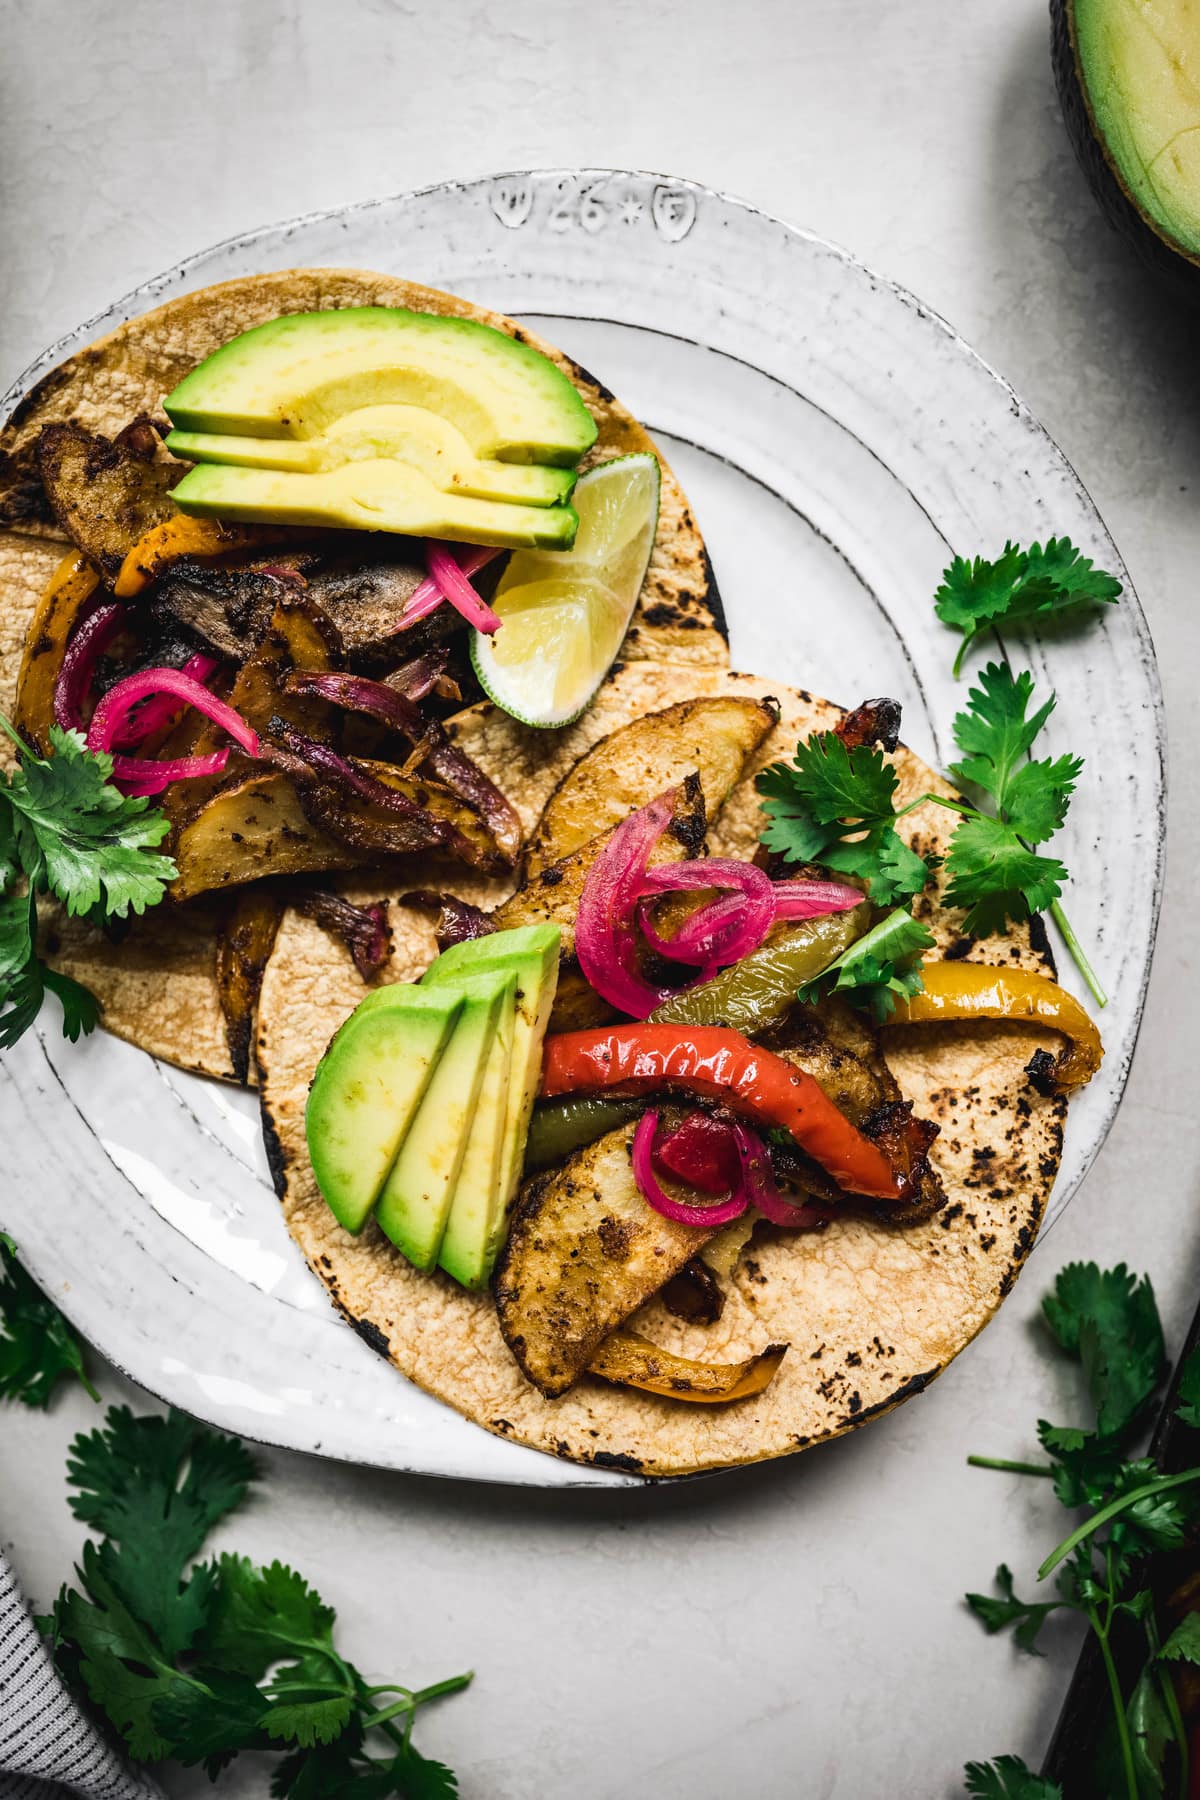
471, 452, 660, 728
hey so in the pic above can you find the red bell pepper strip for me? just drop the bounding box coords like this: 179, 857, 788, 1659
540, 1023, 907, 1203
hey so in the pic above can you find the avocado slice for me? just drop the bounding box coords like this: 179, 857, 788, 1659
305, 986, 462, 1235
169, 458, 580, 551
1054, 0, 1200, 292
374, 970, 516, 1271
422, 924, 560, 1267
166, 409, 577, 508
436, 985, 516, 1291
164, 307, 597, 465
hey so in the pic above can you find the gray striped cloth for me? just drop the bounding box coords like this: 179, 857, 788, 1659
0, 1552, 163, 1800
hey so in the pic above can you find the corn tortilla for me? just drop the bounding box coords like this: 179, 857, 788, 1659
256, 666, 1068, 1478
0, 271, 727, 1077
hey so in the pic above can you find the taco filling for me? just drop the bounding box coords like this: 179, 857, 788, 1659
0, 270, 1104, 1475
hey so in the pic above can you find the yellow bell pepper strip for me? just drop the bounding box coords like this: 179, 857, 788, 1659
886, 959, 1103, 1094
113, 516, 296, 596
588, 1331, 788, 1403
13, 552, 101, 753
539, 1023, 909, 1203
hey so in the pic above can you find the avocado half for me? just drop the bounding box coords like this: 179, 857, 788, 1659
1052, 0, 1200, 303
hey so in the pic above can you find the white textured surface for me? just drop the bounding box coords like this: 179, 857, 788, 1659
0, 1, 1196, 1795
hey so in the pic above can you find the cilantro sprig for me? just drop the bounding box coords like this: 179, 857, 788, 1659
0, 1250, 470, 1787
0, 1231, 96, 1406
0, 717, 175, 1048
935, 538, 1121, 676
39, 1402, 470, 1791
966, 1263, 1200, 1800
757, 663, 1087, 1013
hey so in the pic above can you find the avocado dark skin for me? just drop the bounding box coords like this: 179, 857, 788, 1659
1051, 0, 1200, 307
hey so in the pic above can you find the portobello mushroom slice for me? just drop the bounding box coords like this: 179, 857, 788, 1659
37, 419, 180, 578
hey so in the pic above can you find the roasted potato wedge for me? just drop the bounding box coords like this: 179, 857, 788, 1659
523, 694, 778, 876
589, 1332, 788, 1403
170, 771, 365, 902
493, 773, 706, 1031
493, 1122, 718, 1397
38, 420, 179, 578
216, 886, 285, 1084
13, 551, 101, 754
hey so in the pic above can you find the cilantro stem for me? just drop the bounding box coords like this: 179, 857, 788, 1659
1038, 1469, 1200, 1581
1047, 898, 1108, 1009
368, 1674, 472, 1731
967, 1454, 1055, 1478
1090, 1600, 1139, 1800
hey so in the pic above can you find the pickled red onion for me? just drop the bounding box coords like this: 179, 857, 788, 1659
771, 879, 864, 920
108, 748, 231, 798
575, 790, 683, 1017
424, 542, 503, 634
394, 544, 502, 631
112, 653, 221, 749
632, 1110, 749, 1228
53, 602, 125, 732
88, 668, 259, 760
730, 1121, 827, 1228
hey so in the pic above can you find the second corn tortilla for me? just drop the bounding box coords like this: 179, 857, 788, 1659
0, 268, 727, 1078
255, 662, 1068, 1478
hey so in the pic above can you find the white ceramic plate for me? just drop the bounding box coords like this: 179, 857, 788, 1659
0, 170, 1163, 1488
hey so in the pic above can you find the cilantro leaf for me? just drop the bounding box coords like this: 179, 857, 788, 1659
1174, 1344, 1200, 1430
966, 1564, 1064, 1655
1037, 1421, 1127, 1509
944, 817, 1068, 937
67, 1407, 257, 1656
943, 665, 1080, 936
0, 796, 20, 893
4, 726, 175, 920
757, 733, 931, 905
199, 1556, 336, 1679
0, 1234, 97, 1406
261, 1693, 356, 1749
1042, 1264, 1165, 1441
1158, 1613, 1200, 1665
799, 907, 935, 1022
964, 1755, 1062, 1799
390, 1742, 461, 1799
935, 537, 1121, 674
150, 1667, 268, 1768
59, 1538, 177, 1762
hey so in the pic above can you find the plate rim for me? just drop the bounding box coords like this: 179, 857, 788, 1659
0, 166, 1166, 1485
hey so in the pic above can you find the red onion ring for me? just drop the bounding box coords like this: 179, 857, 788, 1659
108, 748, 231, 798
637, 859, 777, 968
632, 1110, 749, 1228
771, 879, 864, 919
53, 602, 126, 732
394, 545, 501, 631
730, 1121, 828, 1228
424, 541, 503, 634
88, 668, 260, 762
111, 653, 222, 750
575, 790, 684, 1017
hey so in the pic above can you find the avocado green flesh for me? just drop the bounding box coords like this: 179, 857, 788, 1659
1074, 0, 1200, 257
374, 972, 515, 1271
305, 989, 462, 1235
166, 416, 576, 508
422, 925, 561, 1226
436, 991, 515, 1291
163, 306, 597, 466
170, 460, 579, 551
